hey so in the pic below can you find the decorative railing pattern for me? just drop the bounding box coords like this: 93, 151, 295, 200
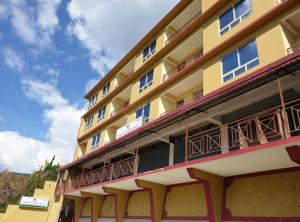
56, 156, 137, 194
165, 11, 202, 45
187, 99, 300, 159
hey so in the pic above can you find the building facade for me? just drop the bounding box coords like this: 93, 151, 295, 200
55, 0, 300, 222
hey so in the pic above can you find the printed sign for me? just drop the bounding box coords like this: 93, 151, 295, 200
19, 196, 49, 209
116, 116, 143, 139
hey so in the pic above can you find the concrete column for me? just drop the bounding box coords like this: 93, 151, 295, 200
187, 168, 224, 222
102, 187, 129, 222
169, 142, 174, 166
81, 192, 104, 222
220, 125, 229, 154
135, 179, 166, 222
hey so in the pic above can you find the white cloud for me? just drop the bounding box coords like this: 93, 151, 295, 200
67, 0, 178, 77
85, 78, 99, 94
2, 46, 25, 72
0, 0, 62, 49
0, 80, 85, 173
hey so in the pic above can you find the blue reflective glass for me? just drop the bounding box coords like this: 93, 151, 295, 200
150, 41, 156, 52
92, 133, 100, 146
144, 104, 150, 118
235, 0, 251, 18
143, 46, 149, 59
140, 75, 146, 88
220, 7, 234, 29
147, 70, 153, 83
136, 108, 143, 118
239, 40, 258, 65
235, 66, 246, 76
222, 51, 238, 74
246, 59, 259, 70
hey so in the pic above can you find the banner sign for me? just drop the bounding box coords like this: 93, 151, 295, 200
19, 196, 48, 209
116, 116, 143, 139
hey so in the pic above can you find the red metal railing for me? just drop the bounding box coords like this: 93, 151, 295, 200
61, 156, 137, 192
162, 49, 203, 82
187, 98, 300, 159
165, 11, 202, 45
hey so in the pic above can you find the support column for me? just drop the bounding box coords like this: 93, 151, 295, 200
220, 125, 229, 154
187, 168, 224, 222
135, 179, 166, 222
81, 192, 104, 222
65, 196, 86, 222
102, 187, 129, 222
169, 142, 174, 166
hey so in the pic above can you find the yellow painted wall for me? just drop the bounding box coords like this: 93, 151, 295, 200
100, 195, 115, 217
226, 171, 300, 217
203, 24, 287, 95
202, 0, 219, 12
0, 181, 62, 222
134, 32, 165, 71
203, 0, 276, 53
81, 198, 92, 217
126, 191, 151, 217
129, 63, 163, 104
164, 183, 208, 217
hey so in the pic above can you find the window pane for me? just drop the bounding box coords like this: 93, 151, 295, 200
150, 41, 156, 52
239, 40, 258, 65
222, 51, 238, 74
143, 104, 150, 118
235, 0, 251, 18
143, 46, 149, 58
147, 70, 153, 83
139, 76, 146, 88
220, 8, 234, 29
136, 108, 143, 118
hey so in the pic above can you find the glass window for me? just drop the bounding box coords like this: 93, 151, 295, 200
102, 82, 110, 97
143, 40, 156, 62
139, 69, 153, 93
219, 0, 252, 35
88, 93, 98, 108
91, 133, 100, 150
85, 115, 93, 130
222, 40, 259, 82
136, 103, 150, 124
97, 106, 106, 121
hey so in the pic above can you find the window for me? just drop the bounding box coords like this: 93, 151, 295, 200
102, 82, 110, 97
219, 0, 252, 35
91, 133, 100, 150
139, 69, 153, 93
85, 115, 93, 130
88, 93, 98, 108
222, 40, 259, 82
97, 106, 106, 121
136, 103, 150, 124
142, 40, 156, 62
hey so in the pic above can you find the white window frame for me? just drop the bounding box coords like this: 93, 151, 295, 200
88, 94, 98, 108
219, 0, 252, 36
91, 133, 100, 150
142, 41, 156, 63
221, 42, 259, 83
102, 83, 110, 98
97, 107, 106, 122
139, 70, 153, 93
85, 115, 93, 130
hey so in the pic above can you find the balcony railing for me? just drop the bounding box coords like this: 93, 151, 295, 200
162, 49, 203, 82
287, 42, 300, 54
165, 11, 202, 45
56, 156, 138, 194
187, 98, 300, 159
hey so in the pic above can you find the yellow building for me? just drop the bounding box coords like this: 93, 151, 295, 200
55, 0, 300, 222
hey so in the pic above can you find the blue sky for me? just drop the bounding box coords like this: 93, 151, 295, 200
0, 0, 178, 173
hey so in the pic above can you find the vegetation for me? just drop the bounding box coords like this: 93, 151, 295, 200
0, 156, 59, 213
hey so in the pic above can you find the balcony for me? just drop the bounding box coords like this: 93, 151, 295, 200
56, 156, 137, 194
56, 97, 300, 196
